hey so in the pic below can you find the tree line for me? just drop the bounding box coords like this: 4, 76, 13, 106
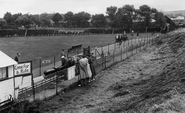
0, 4, 167, 32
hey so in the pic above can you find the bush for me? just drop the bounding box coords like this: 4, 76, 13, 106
8, 100, 42, 113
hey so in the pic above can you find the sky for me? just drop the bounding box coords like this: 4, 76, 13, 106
0, 0, 185, 18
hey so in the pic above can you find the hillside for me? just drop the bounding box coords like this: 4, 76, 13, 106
164, 10, 185, 16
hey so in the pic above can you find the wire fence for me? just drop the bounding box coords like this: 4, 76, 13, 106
17, 34, 158, 102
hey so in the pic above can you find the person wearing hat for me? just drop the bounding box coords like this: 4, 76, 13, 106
61, 55, 68, 68
60, 49, 66, 65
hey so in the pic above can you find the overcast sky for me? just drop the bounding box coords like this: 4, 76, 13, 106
0, 0, 184, 18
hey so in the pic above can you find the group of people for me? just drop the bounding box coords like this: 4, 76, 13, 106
60, 49, 76, 70
76, 53, 96, 86
115, 31, 128, 46
60, 49, 97, 87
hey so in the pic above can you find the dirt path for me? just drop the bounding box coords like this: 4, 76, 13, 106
44, 44, 171, 113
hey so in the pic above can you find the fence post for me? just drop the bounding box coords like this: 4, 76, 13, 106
104, 54, 106, 69
126, 40, 128, 58
121, 47, 122, 61
95, 47, 97, 59
55, 70, 58, 95
31, 60, 35, 101
136, 38, 139, 53
102, 53, 104, 67
31, 73, 35, 101
147, 36, 149, 46
114, 43, 116, 52
54, 56, 55, 67
113, 51, 115, 63
108, 44, 109, 55
39, 59, 42, 76
101, 46, 103, 54
140, 38, 141, 51
131, 39, 133, 55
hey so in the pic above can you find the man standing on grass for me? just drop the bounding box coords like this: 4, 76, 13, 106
60, 49, 65, 57
14, 53, 20, 62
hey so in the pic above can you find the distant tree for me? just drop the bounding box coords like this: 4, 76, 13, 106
40, 13, 53, 27
91, 14, 107, 28
64, 11, 74, 27
52, 13, 62, 27
31, 14, 41, 27
151, 8, 158, 14
16, 14, 33, 36
154, 11, 166, 28
106, 6, 118, 29
0, 18, 7, 28
139, 5, 152, 31
3, 12, 12, 24
12, 13, 22, 25
16, 14, 33, 28
116, 5, 135, 30
175, 13, 183, 17
73, 12, 91, 27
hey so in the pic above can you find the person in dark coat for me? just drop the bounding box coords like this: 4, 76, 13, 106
137, 31, 139, 38
14, 53, 20, 62
67, 57, 75, 67
87, 53, 96, 81
60, 49, 66, 65
60, 55, 69, 69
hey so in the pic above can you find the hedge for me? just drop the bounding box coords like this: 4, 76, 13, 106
0, 27, 162, 37
0, 29, 58, 37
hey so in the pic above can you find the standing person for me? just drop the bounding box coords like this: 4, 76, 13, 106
131, 30, 134, 36
123, 31, 128, 41
115, 34, 119, 43
85, 56, 92, 83
88, 53, 96, 81
78, 55, 89, 86
60, 49, 65, 57
14, 53, 20, 62
137, 31, 139, 38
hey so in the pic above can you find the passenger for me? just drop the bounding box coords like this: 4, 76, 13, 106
60, 49, 66, 65
61, 55, 68, 68
67, 57, 72, 67
68, 57, 75, 67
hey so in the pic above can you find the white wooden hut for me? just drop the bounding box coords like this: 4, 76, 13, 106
0, 51, 17, 103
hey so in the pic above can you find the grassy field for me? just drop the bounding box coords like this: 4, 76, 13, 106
0, 33, 153, 61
